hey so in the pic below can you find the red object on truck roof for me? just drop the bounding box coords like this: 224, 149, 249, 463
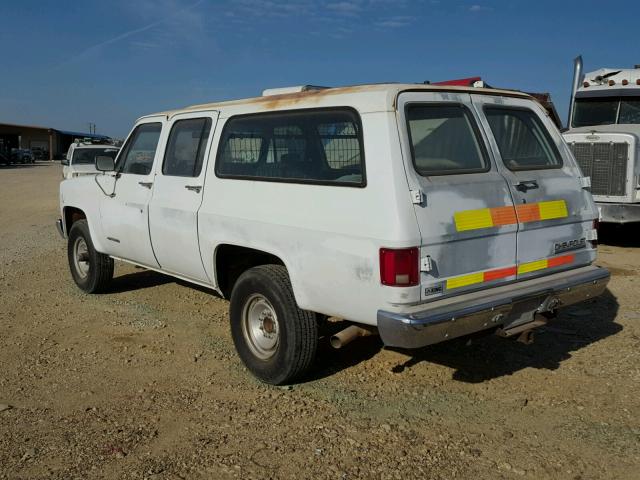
432, 77, 483, 87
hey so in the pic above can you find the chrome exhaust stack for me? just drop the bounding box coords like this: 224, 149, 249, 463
330, 325, 377, 349
568, 55, 583, 129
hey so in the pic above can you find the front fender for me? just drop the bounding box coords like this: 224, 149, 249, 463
60, 177, 108, 253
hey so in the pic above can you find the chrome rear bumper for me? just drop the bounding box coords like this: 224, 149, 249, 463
377, 265, 610, 349
597, 202, 640, 224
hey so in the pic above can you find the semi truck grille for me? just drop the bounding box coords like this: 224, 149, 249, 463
569, 142, 628, 196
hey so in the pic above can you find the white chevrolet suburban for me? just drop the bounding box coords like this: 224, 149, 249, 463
57, 84, 610, 384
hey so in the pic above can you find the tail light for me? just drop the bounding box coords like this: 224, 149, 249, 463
379, 247, 419, 287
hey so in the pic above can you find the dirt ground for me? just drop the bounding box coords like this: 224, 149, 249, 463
1, 163, 639, 480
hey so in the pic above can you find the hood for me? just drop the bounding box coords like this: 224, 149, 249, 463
566, 124, 640, 139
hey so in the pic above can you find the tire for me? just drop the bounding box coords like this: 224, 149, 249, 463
229, 265, 318, 385
67, 219, 113, 293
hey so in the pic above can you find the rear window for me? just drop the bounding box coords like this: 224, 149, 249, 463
484, 107, 562, 171
406, 104, 488, 176
215, 108, 365, 186
72, 147, 119, 165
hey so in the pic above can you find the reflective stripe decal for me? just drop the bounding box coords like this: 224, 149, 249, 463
517, 254, 574, 274
515, 200, 569, 223
483, 265, 518, 282
517, 258, 548, 274
445, 255, 574, 290
446, 272, 484, 289
454, 200, 568, 232
446, 265, 517, 289
538, 200, 569, 220
453, 208, 494, 232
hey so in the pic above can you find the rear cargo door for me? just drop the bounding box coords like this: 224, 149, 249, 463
397, 91, 518, 301
471, 94, 597, 281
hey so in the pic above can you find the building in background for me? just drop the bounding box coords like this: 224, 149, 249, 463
0, 122, 111, 160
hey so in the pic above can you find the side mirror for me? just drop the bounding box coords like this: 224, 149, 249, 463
95, 155, 115, 172
61, 159, 69, 166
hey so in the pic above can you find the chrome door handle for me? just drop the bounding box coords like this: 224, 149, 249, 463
515, 180, 539, 192
138, 181, 153, 189
185, 185, 202, 193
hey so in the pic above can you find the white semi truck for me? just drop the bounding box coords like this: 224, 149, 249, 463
564, 56, 640, 224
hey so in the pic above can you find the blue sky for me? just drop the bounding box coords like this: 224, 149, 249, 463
0, 0, 638, 138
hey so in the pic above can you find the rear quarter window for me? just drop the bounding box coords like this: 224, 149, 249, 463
484, 107, 562, 171
215, 108, 365, 187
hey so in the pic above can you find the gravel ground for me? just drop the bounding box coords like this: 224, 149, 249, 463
1, 163, 639, 479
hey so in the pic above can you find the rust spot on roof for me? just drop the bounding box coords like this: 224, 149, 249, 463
152, 83, 534, 119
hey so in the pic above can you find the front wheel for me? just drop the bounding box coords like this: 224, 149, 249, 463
67, 219, 113, 293
229, 265, 318, 385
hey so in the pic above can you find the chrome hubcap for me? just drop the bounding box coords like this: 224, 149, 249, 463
73, 237, 90, 278
241, 294, 279, 360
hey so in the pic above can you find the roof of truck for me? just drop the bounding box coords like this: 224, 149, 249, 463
142, 83, 533, 121
577, 68, 640, 96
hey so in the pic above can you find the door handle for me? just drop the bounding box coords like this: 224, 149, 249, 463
138, 181, 153, 189
185, 185, 202, 193
514, 180, 539, 192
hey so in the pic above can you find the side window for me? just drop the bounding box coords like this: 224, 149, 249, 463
215, 108, 365, 186
484, 107, 562, 170
163, 118, 212, 177
118, 123, 162, 175
406, 104, 488, 176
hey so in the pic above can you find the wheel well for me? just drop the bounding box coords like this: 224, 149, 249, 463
215, 244, 285, 298
64, 207, 86, 234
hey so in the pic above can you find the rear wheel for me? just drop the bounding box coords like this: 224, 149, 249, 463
67, 220, 113, 293
229, 265, 318, 385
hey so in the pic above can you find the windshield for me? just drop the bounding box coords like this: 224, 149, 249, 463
72, 147, 119, 165
573, 96, 640, 127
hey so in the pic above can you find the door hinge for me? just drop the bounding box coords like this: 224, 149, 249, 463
410, 189, 424, 205
579, 176, 591, 189
420, 255, 433, 273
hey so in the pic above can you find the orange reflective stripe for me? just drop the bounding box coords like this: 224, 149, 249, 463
446, 255, 574, 290
489, 206, 518, 226
483, 266, 517, 282
454, 200, 569, 232
547, 254, 574, 268
515, 203, 541, 223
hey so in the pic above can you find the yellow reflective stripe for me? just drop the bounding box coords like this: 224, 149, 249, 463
446, 272, 484, 289
454, 208, 493, 232
517, 259, 548, 274
537, 200, 568, 220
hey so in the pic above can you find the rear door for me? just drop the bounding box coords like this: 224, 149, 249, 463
148, 111, 218, 283
471, 95, 597, 280
397, 91, 518, 301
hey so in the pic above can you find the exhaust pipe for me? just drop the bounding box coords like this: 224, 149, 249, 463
568, 55, 583, 129
330, 325, 376, 349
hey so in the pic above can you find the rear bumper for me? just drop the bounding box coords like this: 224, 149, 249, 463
55, 218, 65, 239
597, 202, 640, 224
377, 265, 610, 349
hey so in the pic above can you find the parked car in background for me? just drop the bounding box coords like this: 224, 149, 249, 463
57, 83, 610, 384
62, 142, 120, 179
0, 151, 9, 165
11, 148, 34, 164
31, 147, 48, 160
